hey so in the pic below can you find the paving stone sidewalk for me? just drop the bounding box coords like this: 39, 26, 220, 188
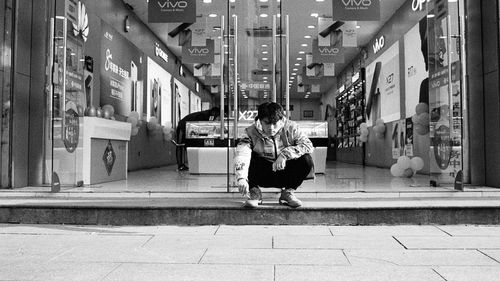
1, 224, 500, 281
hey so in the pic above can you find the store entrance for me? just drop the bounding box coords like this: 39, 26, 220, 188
38, 0, 468, 195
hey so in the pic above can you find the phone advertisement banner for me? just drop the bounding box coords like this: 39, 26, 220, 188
146, 57, 171, 126
100, 20, 143, 117
404, 19, 428, 117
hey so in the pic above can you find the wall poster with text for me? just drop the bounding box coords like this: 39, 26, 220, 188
100, 20, 143, 117
146, 57, 172, 126
174, 79, 190, 125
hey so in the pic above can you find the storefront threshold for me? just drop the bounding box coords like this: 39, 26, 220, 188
1, 194, 500, 225
1, 187, 500, 200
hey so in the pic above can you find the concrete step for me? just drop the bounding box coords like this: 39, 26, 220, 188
1, 196, 500, 225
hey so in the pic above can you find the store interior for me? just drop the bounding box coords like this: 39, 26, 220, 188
31, 0, 476, 194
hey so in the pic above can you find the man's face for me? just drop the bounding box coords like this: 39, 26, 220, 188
260, 117, 284, 137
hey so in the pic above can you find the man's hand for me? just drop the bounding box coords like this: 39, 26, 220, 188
272, 155, 287, 172
237, 178, 249, 196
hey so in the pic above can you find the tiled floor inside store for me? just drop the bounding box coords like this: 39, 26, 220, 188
10, 162, 493, 195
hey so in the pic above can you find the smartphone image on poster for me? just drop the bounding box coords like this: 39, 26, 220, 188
130, 61, 138, 112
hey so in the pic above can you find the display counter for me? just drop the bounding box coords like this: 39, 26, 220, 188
185, 120, 328, 174
82, 117, 132, 184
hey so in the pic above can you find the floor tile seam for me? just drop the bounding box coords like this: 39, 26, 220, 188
197, 249, 208, 264
477, 249, 500, 264
99, 263, 124, 281
140, 235, 155, 247
430, 268, 449, 281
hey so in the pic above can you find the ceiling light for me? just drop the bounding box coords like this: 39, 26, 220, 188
299, 51, 305, 54
262, 57, 268, 61
297, 57, 302, 61
311, 13, 318, 17
230, 0, 236, 2
356, 25, 361, 29
263, 68, 269, 71
209, 14, 217, 18
262, 44, 268, 47
307, 25, 315, 29
262, 51, 268, 54
277, 14, 281, 17
260, 13, 268, 18
316, 0, 325, 2
203, 0, 212, 3
304, 35, 311, 39
294, 63, 300, 66
301, 43, 308, 47
293, 68, 298, 71
259, 0, 269, 2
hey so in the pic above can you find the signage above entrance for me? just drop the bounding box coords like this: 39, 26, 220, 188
148, 0, 196, 23
332, 0, 380, 21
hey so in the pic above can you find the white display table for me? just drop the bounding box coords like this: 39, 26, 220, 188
82, 117, 131, 184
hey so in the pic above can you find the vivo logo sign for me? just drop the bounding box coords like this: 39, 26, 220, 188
157, 0, 188, 10
319, 47, 340, 55
412, 0, 426, 11
372, 36, 385, 54
188, 48, 209, 55
341, 0, 372, 7
155, 43, 168, 62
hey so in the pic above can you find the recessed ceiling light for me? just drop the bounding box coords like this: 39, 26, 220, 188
259, 0, 269, 2
262, 44, 268, 47
260, 13, 268, 18
209, 14, 217, 18
304, 35, 311, 39
262, 51, 268, 54
307, 25, 315, 29
230, 0, 236, 2
301, 43, 308, 47
311, 13, 319, 17
316, 0, 325, 2
297, 58, 303, 61
293, 68, 298, 71
277, 14, 281, 17
262, 58, 268, 61
294, 63, 300, 66
203, 0, 212, 3
263, 68, 268, 71
299, 51, 305, 54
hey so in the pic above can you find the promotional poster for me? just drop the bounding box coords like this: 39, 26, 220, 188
365, 42, 400, 126
404, 19, 428, 117
146, 57, 172, 126
100, 20, 143, 117
190, 91, 201, 113
174, 79, 190, 125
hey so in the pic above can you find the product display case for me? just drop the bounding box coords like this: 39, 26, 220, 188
185, 120, 328, 174
335, 70, 366, 164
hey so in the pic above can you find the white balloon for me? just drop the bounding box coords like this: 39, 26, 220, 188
390, 163, 404, 177
397, 156, 412, 170
376, 118, 385, 127
131, 126, 139, 136
129, 111, 139, 120
127, 116, 138, 127
410, 156, 425, 171
149, 117, 158, 124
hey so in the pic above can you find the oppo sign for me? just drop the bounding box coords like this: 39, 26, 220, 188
412, 0, 426, 11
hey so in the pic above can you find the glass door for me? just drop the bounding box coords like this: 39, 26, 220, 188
45, 0, 85, 190
427, 0, 467, 189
